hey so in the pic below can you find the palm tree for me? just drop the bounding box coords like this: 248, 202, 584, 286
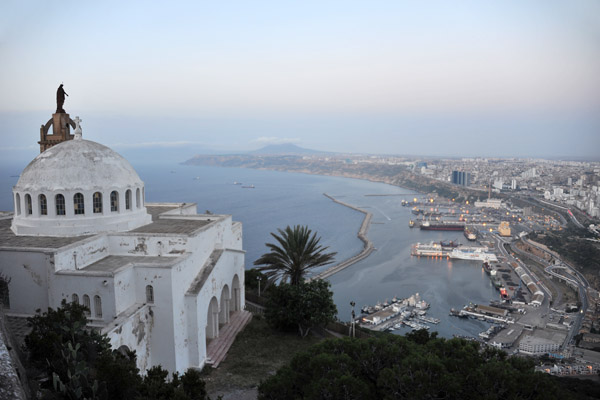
254, 225, 337, 286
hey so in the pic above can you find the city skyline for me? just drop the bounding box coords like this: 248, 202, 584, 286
1, 1, 599, 162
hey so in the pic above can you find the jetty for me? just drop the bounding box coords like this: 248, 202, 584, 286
310, 194, 375, 280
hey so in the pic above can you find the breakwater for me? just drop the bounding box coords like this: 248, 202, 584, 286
310, 193, 375, 280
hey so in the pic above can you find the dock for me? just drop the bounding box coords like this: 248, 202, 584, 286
310, 194, 375, 280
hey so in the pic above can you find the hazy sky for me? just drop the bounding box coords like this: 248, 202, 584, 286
1, 0, 599, 162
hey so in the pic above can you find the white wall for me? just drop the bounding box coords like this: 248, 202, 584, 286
0, 250, 50, 314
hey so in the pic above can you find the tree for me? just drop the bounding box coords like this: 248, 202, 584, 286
258, 334, 585, 400
254, 225, 337, 286
265, 280, 337, 337
25, 301, 209, 400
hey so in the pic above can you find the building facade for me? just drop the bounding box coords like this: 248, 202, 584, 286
1, 114, 246, 373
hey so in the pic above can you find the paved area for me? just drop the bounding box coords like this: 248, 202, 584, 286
131, 218, 210, 235
82, 255, 181, 273
0, 219, 87, 249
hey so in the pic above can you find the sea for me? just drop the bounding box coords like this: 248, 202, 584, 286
0, 161, 497, 339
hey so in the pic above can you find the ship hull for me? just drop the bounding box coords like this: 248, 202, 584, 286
420, 225, 465, 231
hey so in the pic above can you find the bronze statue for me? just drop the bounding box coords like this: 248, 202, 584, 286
56, 84, 68, 113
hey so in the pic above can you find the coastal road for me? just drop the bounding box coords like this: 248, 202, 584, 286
520, 239, 589, 348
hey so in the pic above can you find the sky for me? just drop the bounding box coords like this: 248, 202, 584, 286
1, 0, 599, 163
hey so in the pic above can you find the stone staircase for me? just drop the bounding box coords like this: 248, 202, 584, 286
205, 310, 252, 368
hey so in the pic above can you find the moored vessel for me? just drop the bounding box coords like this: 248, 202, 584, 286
420, 220, 465, 231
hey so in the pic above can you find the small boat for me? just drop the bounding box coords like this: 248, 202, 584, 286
440, 240, 459, 248
242, 184, 255, 188
409, 220, 415, 228
233, 181, 242, 185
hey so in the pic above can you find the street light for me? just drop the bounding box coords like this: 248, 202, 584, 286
350, 301, 356, 338
257, 275, 261, 297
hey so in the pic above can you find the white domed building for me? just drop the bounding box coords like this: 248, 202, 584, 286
12, 122, 152, 236
0, 109, 248, 374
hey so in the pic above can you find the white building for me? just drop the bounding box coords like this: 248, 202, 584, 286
519, 335, 561, 355
0, 116, 247, 373
474, 198, 503, 209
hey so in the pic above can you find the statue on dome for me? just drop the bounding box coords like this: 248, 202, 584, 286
56, 84, 68, 113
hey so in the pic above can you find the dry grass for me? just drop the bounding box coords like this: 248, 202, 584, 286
202, 315, 321, 396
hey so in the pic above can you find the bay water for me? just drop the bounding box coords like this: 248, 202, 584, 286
1, 162, 497, 338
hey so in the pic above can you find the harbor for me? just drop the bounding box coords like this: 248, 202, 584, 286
358, 293, 440, 332
411, 242, 499, 262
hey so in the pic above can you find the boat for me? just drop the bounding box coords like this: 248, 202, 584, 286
411, 242, 445, 257
417, 315, 440, 324
440, 240, 459, 248
450, 247, 498, 262
233, 181, 242, 185
408, 219, 415, 228
420, 220, 465, 231
401, 200, 408, 206
464, 227, 477, 241
482, 261, 493, 274
242, 184, 255, 188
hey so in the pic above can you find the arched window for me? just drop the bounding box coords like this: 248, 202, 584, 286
93, 192, 102, 213
136, 188, 141, 208
25, 194, 32, 215
94, 295, 102, 318
72, 293, 79, 304
15, 193, 21, 215
125, 189, 132, 210
82, 294, 91, 315
146, 285, 154, 303
110, 191, 119, 212
55, 194, 66, 216
39, 194, 47, 216
73, 193, 85, 215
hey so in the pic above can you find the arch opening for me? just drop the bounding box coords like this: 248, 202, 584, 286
206, 296, 219, 342
110, 191, 119, 212
39, 194, 47, 216
93, 192, 103, 213
74, 193, 85, 215
55, 194, 65, 216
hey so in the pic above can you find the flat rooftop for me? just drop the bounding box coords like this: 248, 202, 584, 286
0, 218, 88, 249
0, 205, 214, 250
82, 255, 182, 273
130, 218, 211, 235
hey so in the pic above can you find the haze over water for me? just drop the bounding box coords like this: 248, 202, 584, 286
0, 162, 496, 338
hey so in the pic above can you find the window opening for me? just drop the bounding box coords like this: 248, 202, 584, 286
74, 193, 85, 215
146, 285, 154, 303
94, 295, 102, 318
39, 194, 47, 215
25, 194, 32, 215
56, 194, 66, 216
110, 191, 119, 212
93, 192, 102, 213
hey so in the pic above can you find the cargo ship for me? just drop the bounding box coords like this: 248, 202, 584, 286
420, 220, 465, 231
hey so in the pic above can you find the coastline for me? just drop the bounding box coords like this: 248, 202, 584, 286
310, 193, 375, 280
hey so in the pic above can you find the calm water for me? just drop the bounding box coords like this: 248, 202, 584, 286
1, 161, 496, 338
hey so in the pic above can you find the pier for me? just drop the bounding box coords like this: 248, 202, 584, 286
310, 194, 375, 280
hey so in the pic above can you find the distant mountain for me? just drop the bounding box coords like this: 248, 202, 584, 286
249, 143, 327, 155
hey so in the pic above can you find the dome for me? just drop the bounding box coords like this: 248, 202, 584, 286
16, 139, 143, 192
12, 135, 152, 237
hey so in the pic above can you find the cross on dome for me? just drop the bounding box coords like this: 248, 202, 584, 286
74, 116, 82, 139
